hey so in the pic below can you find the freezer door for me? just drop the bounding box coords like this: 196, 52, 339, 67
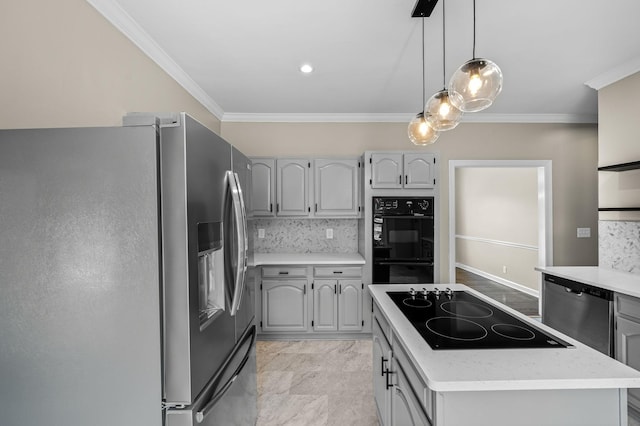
0, 126, 163, 426
166, 324, 258, 426
162, 114, 236, 404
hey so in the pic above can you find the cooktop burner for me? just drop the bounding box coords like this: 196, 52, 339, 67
387, 289, 570, 350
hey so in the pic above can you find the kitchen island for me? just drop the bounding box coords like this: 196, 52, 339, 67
370, 283, 640, 426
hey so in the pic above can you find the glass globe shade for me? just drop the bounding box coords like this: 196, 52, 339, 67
448, 58, 503, 112
408, 113, 439, 146
425, 89, 463, 131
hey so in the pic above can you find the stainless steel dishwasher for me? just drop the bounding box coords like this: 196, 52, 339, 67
542, 274, 613, 355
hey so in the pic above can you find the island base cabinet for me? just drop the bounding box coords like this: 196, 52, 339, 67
373, 319, 391, 426
391, 363, 431, 426
433, 388, 627, 426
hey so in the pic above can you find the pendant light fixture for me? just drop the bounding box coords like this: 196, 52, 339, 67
408, 15, 439, 146
425, 0, 462, 131
448, 0, 503, 112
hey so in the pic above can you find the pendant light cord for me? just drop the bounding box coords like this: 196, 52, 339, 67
421, 16, 426, 110
472, 0, 477, 59
442, 0, 446, 89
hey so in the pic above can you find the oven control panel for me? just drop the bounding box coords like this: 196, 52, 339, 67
373, 197, 433, 216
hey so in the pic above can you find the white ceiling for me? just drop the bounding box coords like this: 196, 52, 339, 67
89, 0, 640, 123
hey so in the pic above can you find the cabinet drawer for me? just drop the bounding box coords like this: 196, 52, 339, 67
314, 266, 362, 278
262, 266, 307, 278
616, 293, 640, 321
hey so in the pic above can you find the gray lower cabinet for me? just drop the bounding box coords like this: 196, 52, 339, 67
261, 277, 308, 332
259, 265, 364, 335
373, 317, 392, 426
373, 302, 431, 426
313, 267, 363, 332
615, 293, 640, 414
313, 280, 338, 331
391, 363, 430, 426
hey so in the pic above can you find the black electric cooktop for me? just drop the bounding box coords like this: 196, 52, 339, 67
387, 289, 571, 350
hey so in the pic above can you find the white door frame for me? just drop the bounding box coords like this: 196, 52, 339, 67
448, 160, 553, 291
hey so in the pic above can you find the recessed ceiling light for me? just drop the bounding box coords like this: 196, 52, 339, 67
300, 64, 313, 74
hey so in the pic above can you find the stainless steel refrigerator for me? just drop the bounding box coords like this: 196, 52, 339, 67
0, 113, 257, 426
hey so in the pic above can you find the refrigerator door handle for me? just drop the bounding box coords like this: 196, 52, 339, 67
195, 325, 256, 424
226, 171, 245, 316
233, 171, 249, 296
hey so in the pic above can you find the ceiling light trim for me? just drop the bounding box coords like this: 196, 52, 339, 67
222, 112, 596, 124
584, 56, 640, 90
86, 0, 225, 120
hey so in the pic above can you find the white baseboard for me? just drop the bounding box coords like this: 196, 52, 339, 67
456, 263, 539, 298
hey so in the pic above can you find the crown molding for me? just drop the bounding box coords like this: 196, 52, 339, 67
585, 56, 640, 90
86, 0, 224, 120
222, 112, 597, 124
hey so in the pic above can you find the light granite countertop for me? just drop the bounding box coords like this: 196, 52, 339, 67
252, 252, 365, 266
535, 266, 640, 298
369, 283, 640, 392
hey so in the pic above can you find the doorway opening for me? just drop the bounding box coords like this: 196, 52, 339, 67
449, 160, 552, 311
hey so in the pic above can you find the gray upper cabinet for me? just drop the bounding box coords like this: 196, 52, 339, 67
251, 158, 275, 217
403, 153, 435, 189
314, 159, 360, 217
371, 152, 436, 189
371, 153, 403, 188
276, 159, 310, 217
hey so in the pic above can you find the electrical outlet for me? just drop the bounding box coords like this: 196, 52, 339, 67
258, 228, 265, 239
577, 227, 591, 238
326, 228, 334, 239
502, 265, 507, 274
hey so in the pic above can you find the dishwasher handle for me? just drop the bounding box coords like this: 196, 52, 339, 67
565, 287, 583, 296
543, 273, 613, 301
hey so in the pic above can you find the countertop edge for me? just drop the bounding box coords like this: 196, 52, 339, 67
252, 252, 366, 266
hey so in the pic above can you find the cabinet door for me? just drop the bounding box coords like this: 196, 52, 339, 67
261, 279, 308, 332
371, 153, 403, 189
391, 363, 431, 426
250, 158, 275, 217
338, 280, 362, 331
373, 319, 392, 426
615, 315, 640, 409
314, 159, 359, 217
276, 159, 310, 216
313, 279, 338, 331
404, 153, 435, 189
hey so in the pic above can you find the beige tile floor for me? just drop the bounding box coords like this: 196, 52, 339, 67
256, 339, 379, 426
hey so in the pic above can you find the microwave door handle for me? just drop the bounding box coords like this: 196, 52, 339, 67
226, 171, 244, 316
195, 325, 257, 424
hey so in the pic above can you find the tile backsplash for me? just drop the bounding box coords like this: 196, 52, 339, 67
252, 219, 359, 253
599, 220, 640, 274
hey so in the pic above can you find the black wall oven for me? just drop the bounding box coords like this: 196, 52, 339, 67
372, 197, 434, 284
